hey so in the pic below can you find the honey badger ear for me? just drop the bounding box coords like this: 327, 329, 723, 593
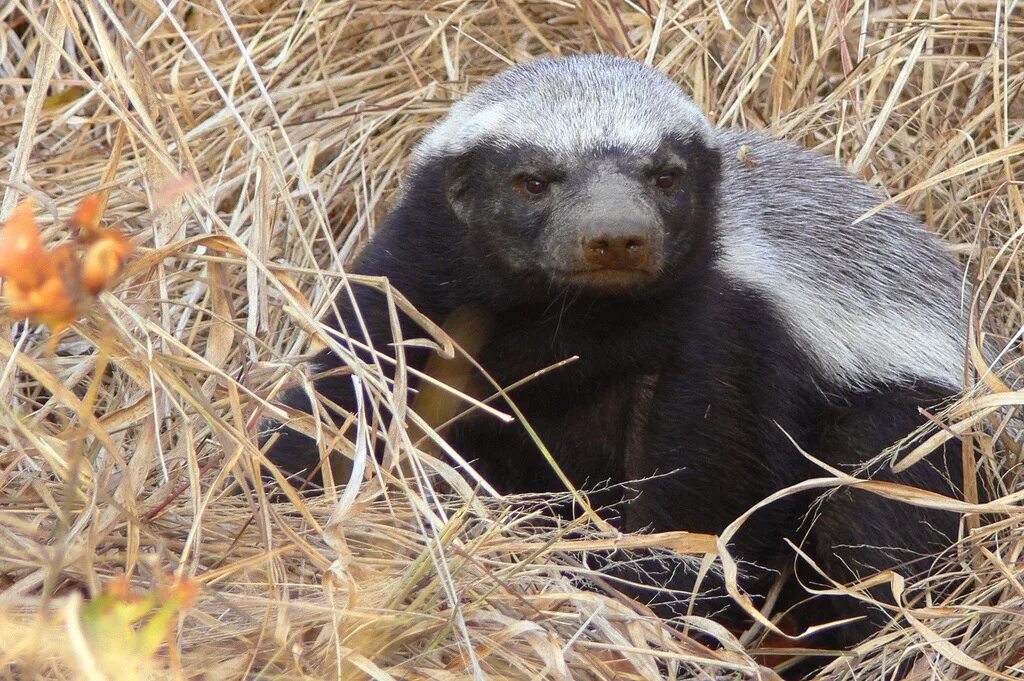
442, 151, 474, 223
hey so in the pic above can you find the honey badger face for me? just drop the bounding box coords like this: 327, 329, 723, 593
413, 54, 721, 295
443, 136, 720, 293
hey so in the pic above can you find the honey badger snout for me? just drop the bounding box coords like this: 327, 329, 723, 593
572, 188, 663, 276
583, 233, 651, 269
540, 169, 669, 290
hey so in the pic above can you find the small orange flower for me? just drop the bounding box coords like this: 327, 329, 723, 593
103, 575, 139, 604
2, 246, 80, 332
0, 201, 78, 331
0, 194, 132, 333
0, 200, 52, 290
161, 575, 199, 609
82, 229, 133, 295
70, 192, 105, 242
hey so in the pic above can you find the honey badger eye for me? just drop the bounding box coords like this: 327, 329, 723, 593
518, 177, 549, 195
655, 173, 677, 189
516, 176, 548, 195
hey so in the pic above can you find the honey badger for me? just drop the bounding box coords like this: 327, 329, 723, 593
266, 55, 968, 653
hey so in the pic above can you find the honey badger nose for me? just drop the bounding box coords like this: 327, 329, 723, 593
571, 175, 662, 274
583, 233, 652, 269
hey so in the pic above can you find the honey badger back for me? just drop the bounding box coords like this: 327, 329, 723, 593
265, 55, 967, 653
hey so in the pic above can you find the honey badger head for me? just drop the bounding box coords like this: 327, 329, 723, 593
412, 54, 722, 295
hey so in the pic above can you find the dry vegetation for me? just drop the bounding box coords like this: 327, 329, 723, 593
1, 1, 1023, 679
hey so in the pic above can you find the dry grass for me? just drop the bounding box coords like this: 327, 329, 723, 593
1, 1, 1023, 679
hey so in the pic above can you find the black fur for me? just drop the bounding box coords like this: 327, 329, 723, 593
263, 138, 965, 672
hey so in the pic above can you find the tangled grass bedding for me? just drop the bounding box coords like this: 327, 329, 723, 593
1, 1, 1023, 679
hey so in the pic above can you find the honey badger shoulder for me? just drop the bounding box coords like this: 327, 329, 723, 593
712, 128, 965, 389
265, 55, 968, 660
